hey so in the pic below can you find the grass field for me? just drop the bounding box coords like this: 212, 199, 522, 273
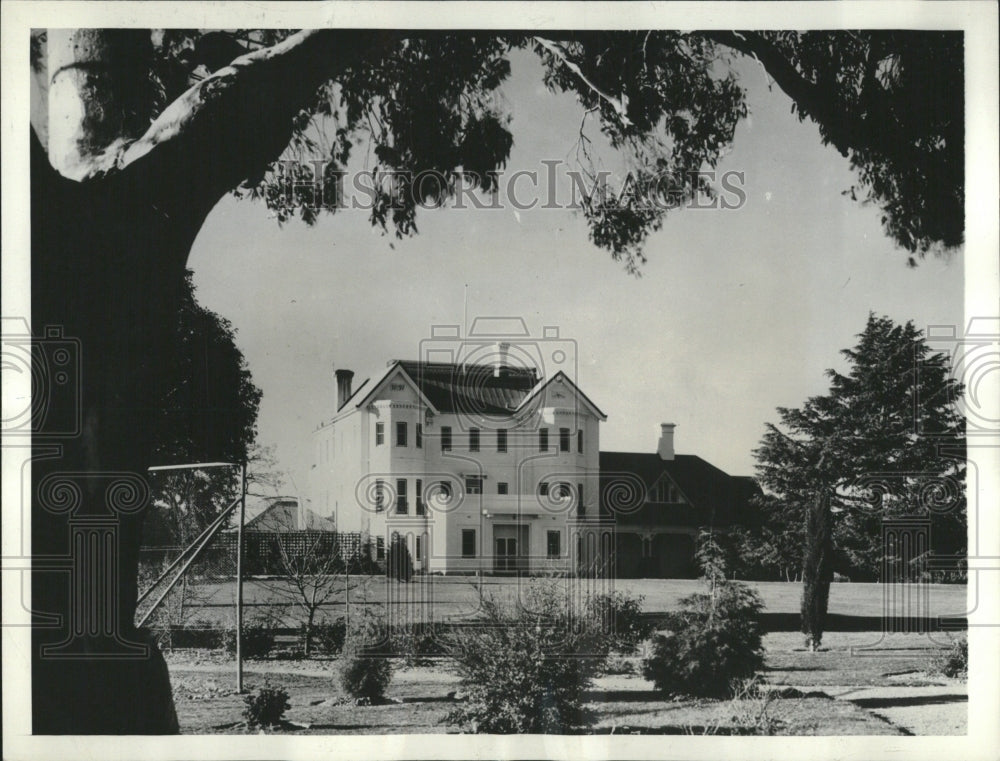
171, 575, 969, 630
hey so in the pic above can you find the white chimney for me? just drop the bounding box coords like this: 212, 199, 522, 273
495, 341, 510, 377
657, 423, 676, 461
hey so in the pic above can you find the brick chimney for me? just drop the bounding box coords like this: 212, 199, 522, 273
657, 423, 676, 461
335, 368, 354, 411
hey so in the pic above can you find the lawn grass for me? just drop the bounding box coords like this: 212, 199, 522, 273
176, 576, 968, 629
169, 660, 908, 735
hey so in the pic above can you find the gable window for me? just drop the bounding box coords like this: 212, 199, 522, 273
375, 422, 385, 446
375, 479, 386, 511
441, 426, 452, 452
396, 478, 408, 513
654, 480, 683, 503
559, 427, 571, 452
465, 476, 483, 494
416, 423, 423, 449
415, 479, 425, 515
461, 529, 476, 558
396, 421, 407, 447
577, 430, 584, 453
547, 530, 561, 559
469, 428, 480, 452
497, 481, 509, 495
497, 429, 507, 453
539, 428, 549, 452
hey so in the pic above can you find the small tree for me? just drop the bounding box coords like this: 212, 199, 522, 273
268, 509, 345, 656
385, 533, 414, 582
643, 530, 766, 698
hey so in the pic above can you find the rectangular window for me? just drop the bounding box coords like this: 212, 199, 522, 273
497, 481, 509, 495
465, 476, 482, 494
376, 536, 385, 560
416, 536, 423, 561
577, 482, 584, 516
469, 428, 480, 452
577, 429, 584, 453
497, 429, 507, 452
547, 530, 561, 559
415, 478, 424, 515
441, 426, 452, 452
396, 478, 408, 513
375, 479, 385, 511
375, 422, 385, 446
396, 421, 407, 447
560, 427, 571, 452
416, 423, 423, 449
539, 428, 549, 452
439, 480, 452, 499
538, 482, 549, 496
461, 529, 476, 558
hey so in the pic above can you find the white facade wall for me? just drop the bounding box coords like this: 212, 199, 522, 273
311, 368, 605, 574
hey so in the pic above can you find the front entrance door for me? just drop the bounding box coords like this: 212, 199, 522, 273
493, 524, 529, 573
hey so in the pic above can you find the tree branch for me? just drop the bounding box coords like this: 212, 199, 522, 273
533, 37, 632, 128
118, 29, 398, 226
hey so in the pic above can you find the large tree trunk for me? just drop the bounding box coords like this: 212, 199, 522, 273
800, 493, 834, 651
29, 27, 384, 734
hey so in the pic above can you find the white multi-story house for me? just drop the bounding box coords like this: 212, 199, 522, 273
311, 353, 607, 574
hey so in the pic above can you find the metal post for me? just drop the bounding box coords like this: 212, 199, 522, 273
236, 462, 247, 693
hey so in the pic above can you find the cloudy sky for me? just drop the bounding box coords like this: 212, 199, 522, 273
186, 48, 964, 495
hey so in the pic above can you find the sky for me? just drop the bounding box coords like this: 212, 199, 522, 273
185, 49, 964, 495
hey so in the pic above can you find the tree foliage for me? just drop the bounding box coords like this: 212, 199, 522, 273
33, 29, 964, 272
753, 314, 966, 582
141, 270, 263, 546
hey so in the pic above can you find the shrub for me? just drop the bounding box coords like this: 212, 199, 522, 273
224, 622, 276, 659
338, 653, 393, 701
936, 636, 968, 679
391, 623, 446, 666
385, 534, 414, 582
242, 685, 289, 729
585, 591, 651, 655
312, 620, 348, 655
445, 582, 608, 733
642, 581, 765, 699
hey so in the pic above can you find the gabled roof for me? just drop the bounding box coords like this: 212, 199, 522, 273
231, 498, 336, 532
516, 371, 607, 420
599, 451, 758, 527
351, 362, 440, 414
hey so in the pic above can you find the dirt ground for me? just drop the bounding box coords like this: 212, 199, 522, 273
164, 631, 966, 736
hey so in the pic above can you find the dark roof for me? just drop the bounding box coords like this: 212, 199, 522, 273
599, 451, 756, 528
389, 360, 539, 415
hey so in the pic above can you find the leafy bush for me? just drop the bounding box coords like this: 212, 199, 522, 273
936, 636, 968, 679
642, 581, 765, 699
337, 607, 392, 700
338, 653, 393, 701
242, 685, 289, 729
445, 582, 608, 733
585, 591, 651, 655
311, 620, 348, 655
224, 622, 276, 659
